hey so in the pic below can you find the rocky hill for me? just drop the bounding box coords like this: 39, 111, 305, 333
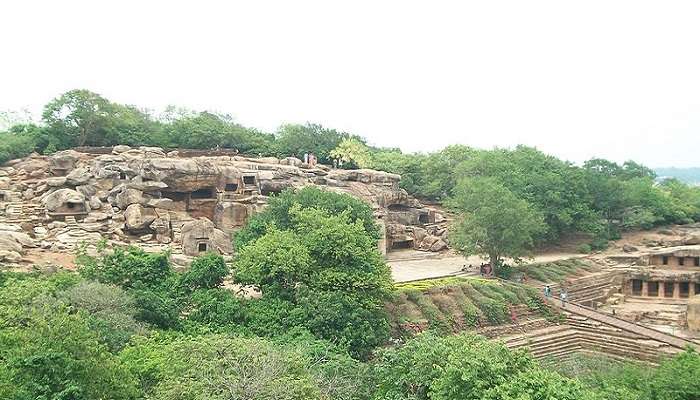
0, 146, 448, 267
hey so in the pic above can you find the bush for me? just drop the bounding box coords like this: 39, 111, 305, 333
234, 186, 380, 249
577, 243, 592, 254
178, 252, 230, 292
59, 281, 147, 351
590, 237, 609, 251
78, 246, 173, 290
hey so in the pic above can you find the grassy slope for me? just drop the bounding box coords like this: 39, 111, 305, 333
385, 277, 553, 338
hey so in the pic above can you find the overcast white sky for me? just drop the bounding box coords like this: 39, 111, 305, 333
1, 1, 699, 167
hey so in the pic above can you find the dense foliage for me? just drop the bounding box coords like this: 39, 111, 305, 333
1, 268, 698, 399
448, 177, 547, 267
235, 189, 392, 358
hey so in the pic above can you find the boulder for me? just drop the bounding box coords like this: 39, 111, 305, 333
16, 158, 49, 174
66, 167, 92, 186
0, 234, 24, 253
124, 204, 157, 232
683, 235, 700, 245
112, 145, 132, 154
49, 150, 80, 174
429, 239, 448, 252
0, 223, 23, 232
139, 146, 166, 157
181, 218, 233, 256
115, 188, 147, 210
147, 198, 176, 210
0, 177, 12, 190
0, 250, 22, 263
46, 176, 66, 187
623, 244, 639, 253
42, 189, 88, 215
128, 179, 168, 192
280, 157, 302, 167
89, 196, 103, 210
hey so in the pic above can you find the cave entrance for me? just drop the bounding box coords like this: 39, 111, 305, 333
664, 282, 675, 298
648, 281, 659, 297
191, 188, 215, 199
242, 175, 256, 186
198, 242, 208, 253
392, 240, 413, 250
388, 204, 411, 212
163, 191, 187, 202
679, 282, 690, 298
631, 279, 642, 296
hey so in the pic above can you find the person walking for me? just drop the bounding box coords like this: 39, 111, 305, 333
544, 285, 551, 299
303, 152, 309, 164
560, 288, 568, 308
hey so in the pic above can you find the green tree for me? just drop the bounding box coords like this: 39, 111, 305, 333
42, 89, 116, 147
59, 281, 147, 352
458, 146, 598, 241
330, 137, 373, 168
78, 246, 173, 290
481, 369, 596, 400
0, 305, 140, 400
121, 334, 323, 400
234, 186, 379, 249
448, 177, 546, 268
275, 123, 355, 164
235, 206, 392, 358
179, 252, 230, 292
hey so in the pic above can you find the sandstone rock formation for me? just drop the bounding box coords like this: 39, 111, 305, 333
0, 146, 448, 264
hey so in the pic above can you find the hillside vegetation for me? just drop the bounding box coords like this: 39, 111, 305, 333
387, 278, 554, 337
3, 90, 700, 256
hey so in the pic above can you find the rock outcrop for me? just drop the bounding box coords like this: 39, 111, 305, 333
0, 146, 449, 264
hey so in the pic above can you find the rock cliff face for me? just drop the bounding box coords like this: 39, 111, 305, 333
0, 146, 448, 264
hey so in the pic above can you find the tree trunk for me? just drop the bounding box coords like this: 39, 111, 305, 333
489, 254, 500, 277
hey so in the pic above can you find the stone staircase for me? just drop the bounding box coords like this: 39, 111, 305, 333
1, 201, 45, 223
502, 315, 681, 364
496, 290, 697, 364
549, 271, 623, 306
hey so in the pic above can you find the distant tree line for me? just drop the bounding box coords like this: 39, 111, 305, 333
0, 89, 362, 165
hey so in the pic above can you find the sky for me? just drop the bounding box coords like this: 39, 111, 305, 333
1, 1, 699, 168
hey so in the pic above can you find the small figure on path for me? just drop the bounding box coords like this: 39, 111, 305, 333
544, 285, 551, 299
560, 289, 568, 308
509, 305, 518, 324
303, 152, 309, 164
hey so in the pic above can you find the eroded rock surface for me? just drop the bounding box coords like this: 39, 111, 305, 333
0, 146, 448, 264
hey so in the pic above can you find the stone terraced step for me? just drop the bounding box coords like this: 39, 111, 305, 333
502, 325, 572, 344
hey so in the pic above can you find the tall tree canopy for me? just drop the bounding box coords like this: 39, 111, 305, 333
448, 177, 546, 268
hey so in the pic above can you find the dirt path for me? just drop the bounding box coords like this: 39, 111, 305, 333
389, 250, 582, 282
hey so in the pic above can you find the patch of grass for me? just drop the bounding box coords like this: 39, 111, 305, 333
515, 258, 600, 283
388, 276, 554, 337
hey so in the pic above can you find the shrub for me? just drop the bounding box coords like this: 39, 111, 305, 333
578, 243, 592, 254
179, 252, 230, 292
